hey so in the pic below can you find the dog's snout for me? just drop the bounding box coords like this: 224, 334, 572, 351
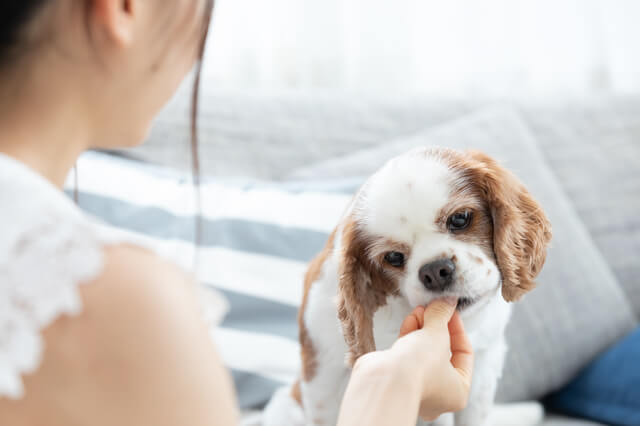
419, 259, 455, 291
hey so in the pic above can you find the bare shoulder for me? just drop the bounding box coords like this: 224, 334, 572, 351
100, 244, 194, 295
0, 245, 238, 426
74, 244, 206, 352
86, 244, 199, 320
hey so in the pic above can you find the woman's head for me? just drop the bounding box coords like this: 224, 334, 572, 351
0, 0, 212, 148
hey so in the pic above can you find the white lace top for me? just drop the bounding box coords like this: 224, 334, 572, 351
0, 153, 227, 400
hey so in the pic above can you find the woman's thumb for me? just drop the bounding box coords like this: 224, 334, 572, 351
422, 298, 458, 330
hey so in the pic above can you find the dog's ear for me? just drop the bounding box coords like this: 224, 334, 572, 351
465, 151, 552, 302
336, 218, 387, 366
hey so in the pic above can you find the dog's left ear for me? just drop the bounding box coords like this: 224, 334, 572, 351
336, 218, 387, 366
466, 151, 552, 302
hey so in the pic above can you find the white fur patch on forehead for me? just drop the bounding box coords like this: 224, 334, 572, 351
354, 149, 453, 242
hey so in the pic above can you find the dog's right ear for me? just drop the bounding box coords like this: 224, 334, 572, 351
464, 150, 552, 302
336, 218, 381, 366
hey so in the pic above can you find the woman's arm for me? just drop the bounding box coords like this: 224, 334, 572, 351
337, 351, 423, 426
0, 245, 239, 426
337, 300, 474, 426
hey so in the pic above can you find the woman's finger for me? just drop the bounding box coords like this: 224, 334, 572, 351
422, 298, 457, 331
398, 306, 425, 337
448, 312, 474, 380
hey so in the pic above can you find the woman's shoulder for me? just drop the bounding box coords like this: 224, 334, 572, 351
0, 245, 236, 425
0, 230, 200, 400
0, 154, 228, 401
0, 154, 194, 399
100, 244, 195, 297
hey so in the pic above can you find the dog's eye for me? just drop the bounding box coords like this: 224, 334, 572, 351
384, 251, 405, 267
448, 210, 472, 231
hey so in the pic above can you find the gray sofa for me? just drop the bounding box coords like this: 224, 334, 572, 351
122, 87, 639, 425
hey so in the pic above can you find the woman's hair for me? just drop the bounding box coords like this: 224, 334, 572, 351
191, 0, 215, 249
1, 0, 214, 249
0, 1, 48, 66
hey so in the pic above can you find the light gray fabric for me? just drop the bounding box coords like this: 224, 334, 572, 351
124, 82, 477, 179
520, 100, 640, 318
287, 107, 638, 401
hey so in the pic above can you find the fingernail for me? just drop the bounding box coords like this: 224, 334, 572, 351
443, 297, 458, 306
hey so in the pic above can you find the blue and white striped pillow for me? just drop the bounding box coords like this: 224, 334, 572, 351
69, 152, 361, 409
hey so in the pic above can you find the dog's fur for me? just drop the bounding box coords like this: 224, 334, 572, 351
264, 147, 552, 426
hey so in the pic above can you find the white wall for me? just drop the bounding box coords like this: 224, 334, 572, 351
203, 0, 640, 96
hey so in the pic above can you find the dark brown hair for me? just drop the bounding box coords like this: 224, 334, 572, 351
191, 0, 215, 250
0, 1, 48, 66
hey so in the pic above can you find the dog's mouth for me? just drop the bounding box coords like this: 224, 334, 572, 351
422, 284, 499, 313
452, 285, 501, 312
456, 297, 475, 311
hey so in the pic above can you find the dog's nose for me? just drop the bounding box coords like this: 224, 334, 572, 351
419, 259, 455, 291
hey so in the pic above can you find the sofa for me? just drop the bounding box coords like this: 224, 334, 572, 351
102, 85, 639, 425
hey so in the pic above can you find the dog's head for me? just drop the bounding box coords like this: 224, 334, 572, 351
336, 147, 552, 364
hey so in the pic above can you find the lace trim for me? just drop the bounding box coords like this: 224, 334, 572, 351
0, 218, 104, 399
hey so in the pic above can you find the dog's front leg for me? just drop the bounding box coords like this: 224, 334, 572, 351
454, 339, 506, 426
417, 412, 454, 426
300, 362, 350, 426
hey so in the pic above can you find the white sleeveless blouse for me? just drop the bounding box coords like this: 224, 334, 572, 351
0, 153, 227, 400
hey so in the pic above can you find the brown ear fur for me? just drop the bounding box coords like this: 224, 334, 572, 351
464, 151, 552, 301
337, 219, 391, 366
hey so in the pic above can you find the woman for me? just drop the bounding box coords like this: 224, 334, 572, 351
0, 1, 473, 425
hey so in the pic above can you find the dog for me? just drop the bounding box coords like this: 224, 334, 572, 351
263, 147, 552, 426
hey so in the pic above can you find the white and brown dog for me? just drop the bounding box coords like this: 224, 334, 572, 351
264, 147, 552, 426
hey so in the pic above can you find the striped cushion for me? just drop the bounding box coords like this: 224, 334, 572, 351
70, 152, 358, 409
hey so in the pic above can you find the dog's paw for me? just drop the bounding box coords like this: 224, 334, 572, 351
487, 402, 544, 426
262, 386, 305, 426
416, 412, 454, 426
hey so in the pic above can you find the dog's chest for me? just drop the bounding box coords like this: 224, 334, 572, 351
372, 296, 414, 350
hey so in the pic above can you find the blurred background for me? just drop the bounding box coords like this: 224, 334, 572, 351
91, 2, 639, 425
203, 0, 640, 96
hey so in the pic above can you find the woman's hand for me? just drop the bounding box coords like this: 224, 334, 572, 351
392, 299, 474, 420
339, 299, 474, 426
